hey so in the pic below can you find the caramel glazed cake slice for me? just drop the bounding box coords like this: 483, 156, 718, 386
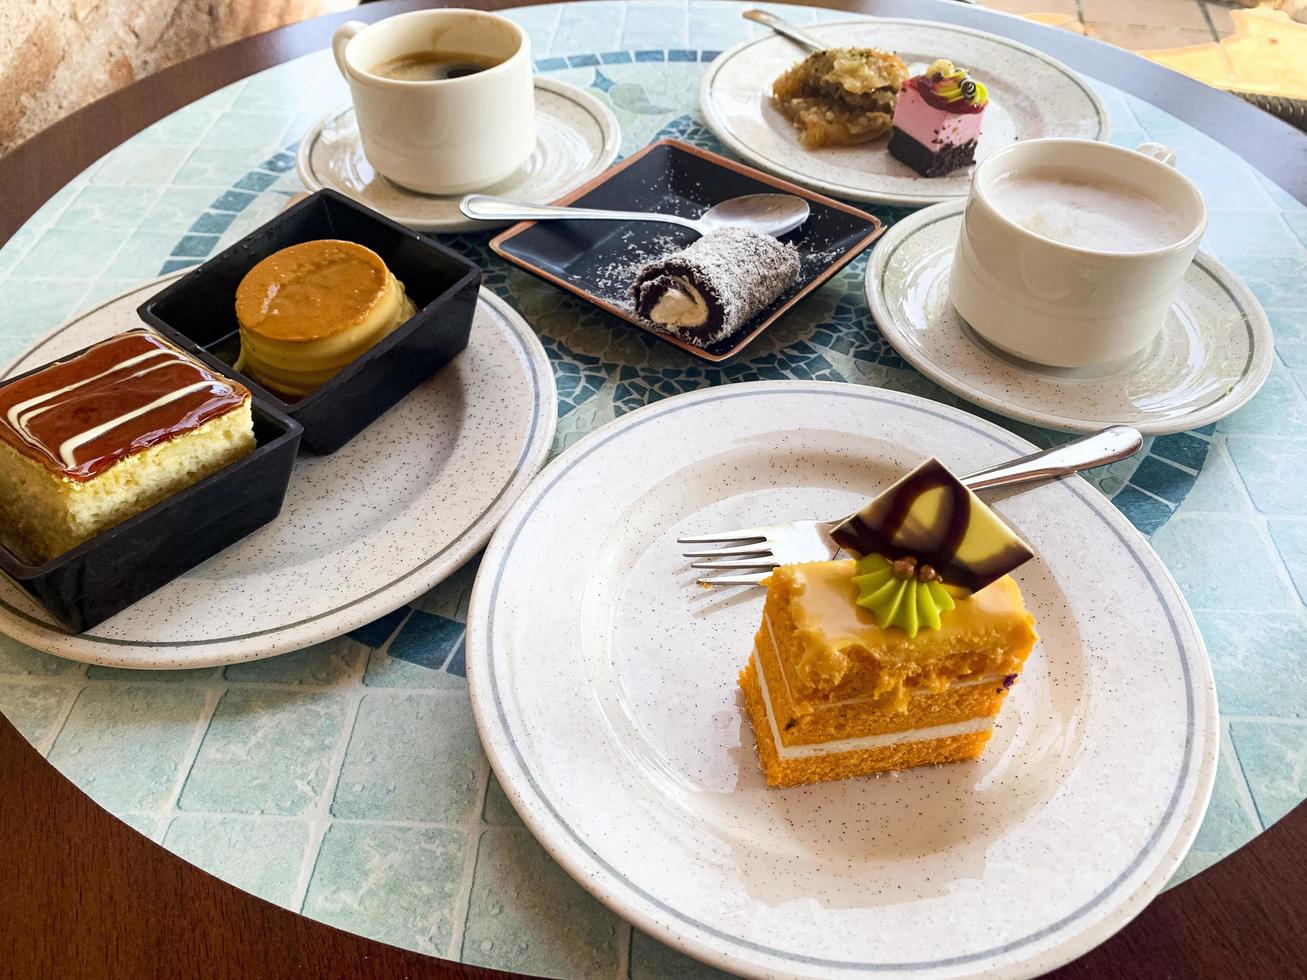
740, 560, 1039, 788
0, 330, 255, 564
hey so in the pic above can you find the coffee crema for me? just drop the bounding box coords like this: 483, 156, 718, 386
369, 50, 502, 81
988, 166, 1191, 253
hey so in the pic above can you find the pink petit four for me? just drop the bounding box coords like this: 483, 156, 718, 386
888, 60, 988, 177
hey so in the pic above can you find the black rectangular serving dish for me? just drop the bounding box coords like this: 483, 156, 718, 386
491, 139, 884, 363
138, 188, 482, 454
0, 356, 302, 633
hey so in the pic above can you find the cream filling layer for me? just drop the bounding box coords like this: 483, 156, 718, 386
752, 649, 996, 760
649, 276, 709, 328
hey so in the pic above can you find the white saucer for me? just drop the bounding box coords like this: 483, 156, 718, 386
297, 78, 621, 234
466, 381, 1217, 980
700, 18, 1107, 207
0, 276, 557, 668
865, 201, 1274, 435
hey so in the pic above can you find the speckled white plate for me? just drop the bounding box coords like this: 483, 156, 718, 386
466, 381, 1217, 980
297, 78, 621, 234
0, 276, 556, 668
866, 201, 1275, 435
700, 18, 1107, 207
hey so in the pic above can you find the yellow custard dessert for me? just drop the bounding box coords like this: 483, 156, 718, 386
234, 239, 417, 399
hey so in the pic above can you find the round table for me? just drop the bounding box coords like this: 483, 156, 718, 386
2, 1, 1306, 977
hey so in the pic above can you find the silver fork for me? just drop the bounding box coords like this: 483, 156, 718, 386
679, 425, 1143, 586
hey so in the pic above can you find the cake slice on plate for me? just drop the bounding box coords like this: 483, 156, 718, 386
739, 458, 1038, 788
887, 59, 988, 177
0, 330, 256, 564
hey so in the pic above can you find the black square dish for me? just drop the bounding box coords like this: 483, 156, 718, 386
0, 347, 302, 633
138, 188, 482, 454
491, 139, 884, 362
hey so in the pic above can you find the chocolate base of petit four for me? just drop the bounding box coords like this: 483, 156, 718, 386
887, 129, 978, 178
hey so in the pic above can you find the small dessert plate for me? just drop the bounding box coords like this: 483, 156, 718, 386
466, 381, 1217, 980
491, 139, 883, 363
866, 201, 1274, 435
297, 78, 621, 234
0, 277, 556, 668
701, 18, 1108, 206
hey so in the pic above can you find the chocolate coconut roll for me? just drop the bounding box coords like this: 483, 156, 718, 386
631, 228, 800, 347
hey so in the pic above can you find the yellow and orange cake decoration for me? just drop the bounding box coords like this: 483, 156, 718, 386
234, 239, 417, 400
739, 459, 1039, 788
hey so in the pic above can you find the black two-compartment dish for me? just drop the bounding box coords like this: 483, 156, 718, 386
138, 188, 482, 454
0, 346, 302, 633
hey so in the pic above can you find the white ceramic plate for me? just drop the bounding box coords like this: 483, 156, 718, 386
700, 18, 1107, 207
467, 381, 1217, 980
0, 276, 556, 668
866, 201, 1274, 435
297, 78, 621, 233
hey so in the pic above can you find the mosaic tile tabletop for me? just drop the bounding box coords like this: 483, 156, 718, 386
1, 3, 1306, 976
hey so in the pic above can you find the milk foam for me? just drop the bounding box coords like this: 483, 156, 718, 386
989, 166, 1190, 252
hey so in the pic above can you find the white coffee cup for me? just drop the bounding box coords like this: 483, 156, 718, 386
948, 139, 1207, 368
332, 9, 536, 196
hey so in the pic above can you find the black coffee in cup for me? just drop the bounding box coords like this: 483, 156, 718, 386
370, 50, 502, 81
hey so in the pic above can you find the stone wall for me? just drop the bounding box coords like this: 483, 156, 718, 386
0, 0, 345, 155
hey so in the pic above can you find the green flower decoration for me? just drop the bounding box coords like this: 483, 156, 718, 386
852, 554, 956, 638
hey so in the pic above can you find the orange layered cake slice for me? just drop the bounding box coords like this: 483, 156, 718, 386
739, 459, 1039, 788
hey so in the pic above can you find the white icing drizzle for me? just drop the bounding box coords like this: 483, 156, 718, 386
5, 347, 172, 433
2, 337, 233, 471
55, 380, 220, 470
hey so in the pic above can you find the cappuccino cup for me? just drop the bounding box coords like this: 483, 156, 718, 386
949, 139, 1207, 368
332, 9, 536, 196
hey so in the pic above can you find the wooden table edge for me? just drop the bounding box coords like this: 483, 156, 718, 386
0, 1, 1304, 977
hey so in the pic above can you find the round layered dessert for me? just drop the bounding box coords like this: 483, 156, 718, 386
234, 239, 417, 399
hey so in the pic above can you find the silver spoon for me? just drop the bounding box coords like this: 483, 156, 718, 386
459, 192, 811, 238
742, 9, 825, 53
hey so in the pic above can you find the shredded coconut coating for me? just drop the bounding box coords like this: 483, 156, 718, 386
631, 229, 801, 347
